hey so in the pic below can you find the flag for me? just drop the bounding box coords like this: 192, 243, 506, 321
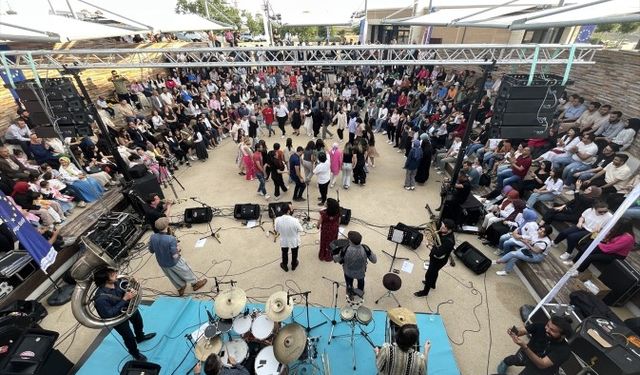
0, 192, 57, 273
0, 69, 26, 100
575, 25, 596, 43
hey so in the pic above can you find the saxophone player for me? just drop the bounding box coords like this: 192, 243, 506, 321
414, 219, 456, 298
93, 267, 156, 361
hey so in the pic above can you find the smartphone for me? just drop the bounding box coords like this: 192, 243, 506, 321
510, 325, 518, 335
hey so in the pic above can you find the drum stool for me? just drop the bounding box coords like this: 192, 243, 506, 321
374, 272, 402, 307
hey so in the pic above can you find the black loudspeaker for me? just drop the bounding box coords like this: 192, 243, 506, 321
184, 207, 213, 224
233, 204, 261, 220
340, 207, 351, 225
120, 360, 161, 375
599, 259, 640, 307
130, 174, 164, 200
0, 329, 59, 375
33, 124, 93, 139
490, 111, 555, 127
268, 202, 291, 219
394, 222, 423, 250
454, 241, 492, 274
569, 317, 640, 375
129, 165, 149, 179
489, 125, 549, 139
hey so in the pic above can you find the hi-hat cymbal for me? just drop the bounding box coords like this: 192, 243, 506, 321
388, 307, 417, 326
215, 288, 247, 319
194, 336, 222, 361
273, 323, 307, 365
265, 291, 294, 322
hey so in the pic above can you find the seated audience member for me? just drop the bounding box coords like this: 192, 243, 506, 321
480, 190, 524, 232
570, 143, 617, 185
560, 101, 601, 133
540, 183, 601, 226
495, 208, 539, 255
495, 225, 552, 276
11, 182, 62, 227
28, 134, 61, 169
580, 103, 611, 134
375, 324, 430, 375
496, 315, 573, 375
4, 118, 33, 158
583, 153, 632, 196
517, 161, 551, 196
555, 201, 612, 263
593, 111, 624, 149
567, 219, 634, 273
0, 146, 38, 180
557, 94, 586, 124
434, 136, 461, 173
58, 157, 104, 204
526, 168, 563, 208
534, 128, 580, 164
461, 161, 480, 188
553, 133, 599, 183
495, 146, 532, 189
483, 139, 511, 171
610, 117, 639, 151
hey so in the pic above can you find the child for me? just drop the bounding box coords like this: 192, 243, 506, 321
32, 192, 66, 224
40, 180, 74, 214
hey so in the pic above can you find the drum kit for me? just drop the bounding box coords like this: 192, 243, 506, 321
331, 298, 377, 371
191, 285, 327, 374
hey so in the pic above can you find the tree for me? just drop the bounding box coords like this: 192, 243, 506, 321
596, 23, 617, 32
175, 0, 242, 29
242, 10, 264, 35
617, 22, 640, 34
277, 26, 318, 42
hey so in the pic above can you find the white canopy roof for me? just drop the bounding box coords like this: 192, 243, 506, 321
398, 5, 537, 26
0, 14, 147, 42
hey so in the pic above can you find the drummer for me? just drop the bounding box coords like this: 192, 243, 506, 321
194, 353, 249, 375
333, 231, 377, 298
375, 324, 431, 375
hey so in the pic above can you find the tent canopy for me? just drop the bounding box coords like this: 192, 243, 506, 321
397, 5, 537, 26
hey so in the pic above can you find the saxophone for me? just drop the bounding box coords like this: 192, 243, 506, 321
425, 204, 441, 248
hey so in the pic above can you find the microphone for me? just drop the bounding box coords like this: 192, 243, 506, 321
286, 290, 291, 304
214, 277, 219, 293
206, 309, 215, 324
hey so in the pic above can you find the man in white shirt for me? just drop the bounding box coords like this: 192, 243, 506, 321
435, 136, 462, 172
275, 102, 289, 138
553, 134, 599, 183
160, 88, 175, 107
4, 119, 33, 158
561, 102, 602, 133
274, 204, 304, 272
312, 152, 331, 206
585, 153, 632, 195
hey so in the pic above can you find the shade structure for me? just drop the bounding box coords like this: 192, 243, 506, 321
0, 14, 146, 42
397, 5, 537, 26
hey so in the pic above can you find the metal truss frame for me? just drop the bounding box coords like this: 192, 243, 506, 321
0, 44, 600, 70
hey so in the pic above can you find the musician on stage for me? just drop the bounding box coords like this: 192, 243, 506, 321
93, 267, 156, 362
145, 193, 172, 232
148, 218, 207, 296
193, 353, 249, 375
375, 324, 430, 375
414, 219, 456, 298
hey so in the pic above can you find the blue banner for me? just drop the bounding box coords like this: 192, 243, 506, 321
576, 25, 597, 43
0, 192, 57, 273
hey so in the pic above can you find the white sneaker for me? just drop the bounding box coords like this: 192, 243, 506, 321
568, 269, 579, 277
274, 195, 280, 201
559, 252, 572, 260
281, 136, 285, 139
382, 131, 387, 135
491, 260, 499, 265
264, 194, 271, 200
563, 260, 574, 266
493, 250, 501, 255
257, 191, 265, 196
496, 270, 509, 276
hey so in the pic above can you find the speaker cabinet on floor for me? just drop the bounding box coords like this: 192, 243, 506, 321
233, 204, 261, 220
184, 207, 213, 224
268, 202, 291, 219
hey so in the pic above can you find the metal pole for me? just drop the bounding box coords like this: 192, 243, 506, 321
204, 0, 210, 19
263, 0, 272, 45
65, 0, 77, 19
361, 0, 369, 44
67, 70, 132, 181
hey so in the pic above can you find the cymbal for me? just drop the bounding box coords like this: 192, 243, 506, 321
388, 307, 417, 326
265, 291, 294, 322
273, 323, 307, 365
215, 288, 247, 319
194, 336, 222, 361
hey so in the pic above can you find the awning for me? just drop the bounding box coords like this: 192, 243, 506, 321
397, 5, 539, 26
0, 14, 147, 42
511, 0, 640, 29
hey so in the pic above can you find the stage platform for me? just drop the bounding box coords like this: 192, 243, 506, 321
75, 296, 460, 375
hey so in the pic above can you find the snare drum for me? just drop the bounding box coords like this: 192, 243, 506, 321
232, 314, 253, 335
356, 306, 372, 325
340, 306, 355, 321
251, 314, 276, 340
255, 345, 287, 375
220, 339, 249, 365
216, 318, 233, 334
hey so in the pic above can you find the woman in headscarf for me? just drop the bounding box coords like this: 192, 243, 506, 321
496, 208, 539, 255
328, 143, 343, 188
415, 133, 432, 184
58, 157, 104, 203
539, 184, 601, 226
404, 140, 422, 190
317, 198, 341, 262
480, 190, 521, 232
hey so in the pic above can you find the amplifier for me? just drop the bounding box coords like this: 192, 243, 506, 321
184, 207, 213, 224
268, 202, 291, 219
234, 204, 261, 220
120, 360, 161, 375
86, 212, 146, 260
454, 241, 492, 274
392, 222, 423, 250
340, 207, 351, 225
569, 317, 640, 375
0, 328, 59, 375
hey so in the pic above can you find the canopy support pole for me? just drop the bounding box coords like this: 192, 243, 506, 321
527, 45, 540, 85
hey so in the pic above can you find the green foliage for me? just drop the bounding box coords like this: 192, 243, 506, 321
596, 23, 617, 32
242, 10, 265, 34
276, 26, 319, 42
175, 0, 242, 29
617, 22, 640, 34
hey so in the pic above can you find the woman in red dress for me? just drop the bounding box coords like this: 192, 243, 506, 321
318, 198, 341, 262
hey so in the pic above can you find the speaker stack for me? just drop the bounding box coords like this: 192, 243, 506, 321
14, 78, 93, 138
490, 74, 567, 139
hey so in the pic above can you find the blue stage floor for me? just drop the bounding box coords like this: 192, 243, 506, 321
76, 296, 460, 375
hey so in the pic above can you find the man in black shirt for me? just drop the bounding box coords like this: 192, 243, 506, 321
414, 219, 456, 297
93, 267, 155, 361
571, 143, 617, 185
145, 194, 172, 231
497, 315, 573, 375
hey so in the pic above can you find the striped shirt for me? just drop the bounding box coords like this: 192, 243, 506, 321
376, 343, 426, 375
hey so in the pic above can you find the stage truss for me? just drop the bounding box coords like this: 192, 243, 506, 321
0, 44, 600, 70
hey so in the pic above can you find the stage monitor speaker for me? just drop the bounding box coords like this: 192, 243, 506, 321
233, 204, 261, 220
0, 328, 58, 375
340, 207, 351, 225
130, 173, 164, 200
184, 207, 213, 224
489, 125, 549, 139
268, 202, 291, 219
120, 360, 161, 375
394, 222, 423, 250
454, 241, 492, 274
599, 259, 640, 307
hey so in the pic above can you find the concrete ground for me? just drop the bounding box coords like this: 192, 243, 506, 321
38, 131, 632, 374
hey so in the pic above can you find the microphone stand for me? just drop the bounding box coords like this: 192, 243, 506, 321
320, 276, 346, 344
287, 290, 326, 334
190, 197, 221, 244
301, 182, 313, 230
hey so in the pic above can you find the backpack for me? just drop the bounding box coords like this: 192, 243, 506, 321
339, 244, 372, 264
